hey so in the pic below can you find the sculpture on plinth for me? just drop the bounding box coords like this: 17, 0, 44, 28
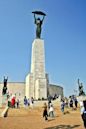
78, 78, 85, 96
2, 76, 8, 95
32, 11, 46, 39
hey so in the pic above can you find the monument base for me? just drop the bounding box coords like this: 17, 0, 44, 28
35, 78, 47, 100
25, 73, 48, 100
77, 95, 86, 101
25, 73, 34, 98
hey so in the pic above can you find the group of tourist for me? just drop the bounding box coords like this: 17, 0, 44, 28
7, 94, 35, 108
60, 96, 78, 114
42, 96, 78, 121
6, 93, 86, 128
60, 96, 86, 129
42, 96, 86, 129
7, 95, 19, 108
24, 96, 34, 108
43, 99, 55, 121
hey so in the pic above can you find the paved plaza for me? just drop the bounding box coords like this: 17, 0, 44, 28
0, 102, 85, 129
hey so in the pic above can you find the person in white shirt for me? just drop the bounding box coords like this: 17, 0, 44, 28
48, 103, 54, 118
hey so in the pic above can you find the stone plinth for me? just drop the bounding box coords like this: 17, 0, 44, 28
25, 39, 48, 99
77, 95, 86, 101
35, 78, 47, 99
25, 73, 34, 98
31, 39, 46, 79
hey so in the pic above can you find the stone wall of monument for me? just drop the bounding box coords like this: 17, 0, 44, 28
0, 82, 63, 100
0, 82, 25, 101
48, 84, 63, 97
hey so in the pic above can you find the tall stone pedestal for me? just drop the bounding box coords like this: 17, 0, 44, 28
35, 78, 47, 99
25, 39, 48, 99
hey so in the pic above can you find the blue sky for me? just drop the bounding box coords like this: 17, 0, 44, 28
0, 0, 86, 97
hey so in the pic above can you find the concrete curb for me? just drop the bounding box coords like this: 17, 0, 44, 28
1, 106, 9, 117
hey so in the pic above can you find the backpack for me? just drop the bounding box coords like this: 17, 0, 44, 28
83, 111, 86, 120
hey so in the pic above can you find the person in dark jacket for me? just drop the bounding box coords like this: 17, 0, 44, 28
43, 102, 48, 120
81, 100, 86, 128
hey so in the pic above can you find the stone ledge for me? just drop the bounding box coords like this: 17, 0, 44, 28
1, 106, 9, 117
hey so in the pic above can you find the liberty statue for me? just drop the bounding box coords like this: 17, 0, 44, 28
32, 11, 46, 39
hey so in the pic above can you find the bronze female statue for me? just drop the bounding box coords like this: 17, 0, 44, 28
32, 11, 46, 39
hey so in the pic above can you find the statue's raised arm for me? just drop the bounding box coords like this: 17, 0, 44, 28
34, 14, 36, 24
42, 15, 45, 22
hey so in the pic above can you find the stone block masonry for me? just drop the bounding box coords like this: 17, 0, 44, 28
25, 39, 48, 99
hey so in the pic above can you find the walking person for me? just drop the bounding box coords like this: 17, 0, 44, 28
74, 97, 78, 109
11, 95, 16, 108
81, 100, 86, 128
48, 103, 54, 118
69, 98, 73, 110
16, 99, 19, 108
30, 97, 34, 108
48, 99, 51, 109
43, 102, 48, 121
60, 100, 65, 114
27, 98, 30, 106
24, 96, 28, 108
